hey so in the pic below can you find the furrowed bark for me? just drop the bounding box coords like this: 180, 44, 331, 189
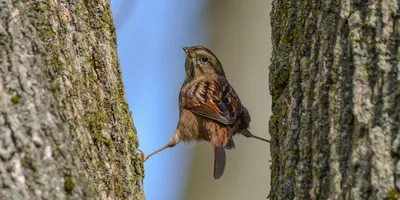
0, 1, 144, 199
269, 0, 400, 199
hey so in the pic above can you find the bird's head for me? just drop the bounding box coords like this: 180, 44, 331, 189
183, 46, 226, 79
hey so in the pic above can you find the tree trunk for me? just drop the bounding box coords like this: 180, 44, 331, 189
0, 1, 144, 199
269, 0, 399, 199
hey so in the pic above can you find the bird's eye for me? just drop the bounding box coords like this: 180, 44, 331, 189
201, 56, 209, 63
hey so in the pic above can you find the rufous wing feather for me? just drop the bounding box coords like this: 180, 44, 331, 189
182, 77, 242, 125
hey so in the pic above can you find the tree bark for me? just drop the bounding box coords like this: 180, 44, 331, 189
0, 1, 144, 199
269, 0, 399, 199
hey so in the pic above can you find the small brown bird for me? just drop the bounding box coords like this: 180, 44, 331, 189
141, 45, 269, 180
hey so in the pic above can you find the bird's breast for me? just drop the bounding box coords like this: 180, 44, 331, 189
177, 109, 241, 144
177, 109, 207, 142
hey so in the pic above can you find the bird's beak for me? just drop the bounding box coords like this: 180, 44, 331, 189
182, 47, 194, 57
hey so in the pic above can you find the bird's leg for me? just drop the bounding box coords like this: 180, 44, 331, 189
140, 134, 180, 162
240, 129, 270, 143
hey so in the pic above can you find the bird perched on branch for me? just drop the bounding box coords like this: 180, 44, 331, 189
140, 45, 269, 180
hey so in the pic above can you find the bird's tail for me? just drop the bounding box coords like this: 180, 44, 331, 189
213, 145, 226, 180
210, 125, 235, 179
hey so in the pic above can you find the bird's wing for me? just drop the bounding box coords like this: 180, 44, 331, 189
181, 76, 242, 125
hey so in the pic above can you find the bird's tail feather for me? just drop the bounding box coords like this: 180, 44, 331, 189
213, 146, 226, 180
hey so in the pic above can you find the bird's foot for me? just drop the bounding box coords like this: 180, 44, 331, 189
138, 149, 147, 162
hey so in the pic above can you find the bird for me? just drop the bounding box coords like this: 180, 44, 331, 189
140, 45, 269, 180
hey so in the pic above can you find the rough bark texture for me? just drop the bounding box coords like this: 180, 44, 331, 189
269, 0, 399, 199
0, 1, 144, 199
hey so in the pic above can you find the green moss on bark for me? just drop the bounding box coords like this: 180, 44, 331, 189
64, 176, 76, 192
10, 96, 20, 104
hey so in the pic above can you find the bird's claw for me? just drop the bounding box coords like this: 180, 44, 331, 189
138, 149, 146, 162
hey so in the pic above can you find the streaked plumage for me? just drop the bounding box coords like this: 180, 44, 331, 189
141, 45, 269, 180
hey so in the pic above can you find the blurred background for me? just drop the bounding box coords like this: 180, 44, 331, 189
111, 1, 272, 200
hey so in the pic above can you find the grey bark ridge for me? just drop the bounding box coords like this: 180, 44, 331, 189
269, 0, 400, 199
1, 1, 144, 199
